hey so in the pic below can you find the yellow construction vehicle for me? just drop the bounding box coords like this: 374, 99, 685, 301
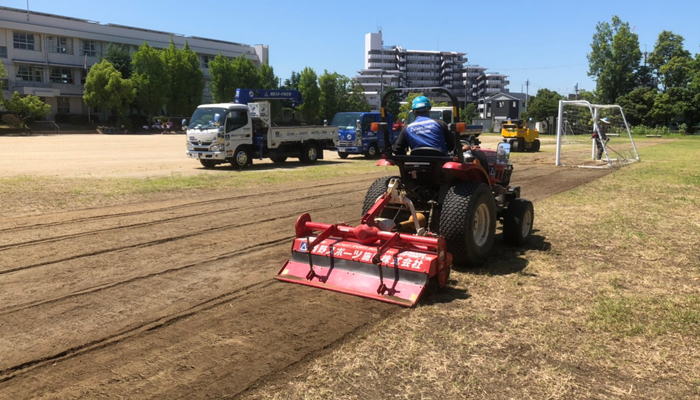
501, 119, 540, 152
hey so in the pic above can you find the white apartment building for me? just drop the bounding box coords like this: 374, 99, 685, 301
0, 6, 268, 119
356, 31, 467, 110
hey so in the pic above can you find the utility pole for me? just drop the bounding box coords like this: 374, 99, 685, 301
525, 79, 530, 102
574, 83, 579, 99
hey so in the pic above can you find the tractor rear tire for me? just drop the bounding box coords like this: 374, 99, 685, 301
531, 139, 541, 152
362, 176, 398, 216
440, 182, 496, 267
200, 159, 217, 169
300, 142, 319, 164
338, 152, 349, 159
502, 199, 534, 246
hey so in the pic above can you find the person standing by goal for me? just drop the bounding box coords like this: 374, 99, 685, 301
593, 117, 610, 160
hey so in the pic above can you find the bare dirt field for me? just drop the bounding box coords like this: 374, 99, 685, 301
0, 133, 613, 399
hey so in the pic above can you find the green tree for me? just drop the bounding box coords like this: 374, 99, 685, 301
258, 63, 278, 89
298, 67, 320, 124
587, 16, 642, 104
283, 71, 301, 90
343, 80, 371, 113
459, 103, 477, 124
648, 31, 691, 91
318, 71, 348, 124
102, 43, 132, 79
208, 54, 237, 103
1, 92, 51, 129
521, 89, 563, 121
232, 54, 260, 89
83, 60, 135, 125
131, 42, 167, 122
162, 39, 203, 117
0, 61, 6, 79
616, 86, 656, 126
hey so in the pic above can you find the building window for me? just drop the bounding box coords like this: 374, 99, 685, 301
48, 36, 73, 54
16, 65, 43, 82
497, 101, 504, 108
82, 40, 100, 57
50, 68, 74, 84
512, 101, 517, 107
81, 69, 89, 85
57, 97, 70, 114
1, 79, 8, 90
0, 46, 7, 58
13, 32, 39, 51
201, 55, 212, 69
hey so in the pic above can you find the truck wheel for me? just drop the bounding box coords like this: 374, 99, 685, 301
231, 146, 251, 170
531, 139, 541, 152
300, 143, 319, 164
270, 155, 287, 163
516, 137, 525, 152
508, 139, 518, 152
502, 199, 534, 246
338, 152, 349, 159
200, 159, 217, 169
440, 182, 496, 267
365, 143, 378, 159
362, 176, 398, 216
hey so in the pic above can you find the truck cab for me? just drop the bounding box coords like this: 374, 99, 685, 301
185, 90, 337, 169
333, 112, 395, 159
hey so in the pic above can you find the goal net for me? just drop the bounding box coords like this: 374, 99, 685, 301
555, 100, 640, 168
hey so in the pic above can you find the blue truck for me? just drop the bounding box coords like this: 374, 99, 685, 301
332, 112, 397, 159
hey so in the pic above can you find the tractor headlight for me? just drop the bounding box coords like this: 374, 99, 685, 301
210, 144, 224, 152
187, 143, 194, 151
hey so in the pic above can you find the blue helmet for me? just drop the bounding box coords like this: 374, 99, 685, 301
412, 95, 431, 111
600, 117, 610, 124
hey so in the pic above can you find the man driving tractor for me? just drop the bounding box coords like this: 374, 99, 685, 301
392, 96, 450, 155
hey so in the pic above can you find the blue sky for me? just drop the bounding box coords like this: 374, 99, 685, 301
6, 0, 700, 97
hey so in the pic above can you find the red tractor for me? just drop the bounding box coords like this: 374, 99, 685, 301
277, 88, 533, 306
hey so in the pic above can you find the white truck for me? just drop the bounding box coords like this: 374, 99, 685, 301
185, 89, 338, 169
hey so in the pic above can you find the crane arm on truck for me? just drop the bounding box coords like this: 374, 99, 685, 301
234, 88, 303, 106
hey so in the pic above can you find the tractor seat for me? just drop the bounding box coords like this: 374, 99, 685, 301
409, 147, 446, 156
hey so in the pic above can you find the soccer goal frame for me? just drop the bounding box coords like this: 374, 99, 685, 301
555, 100, 640, 168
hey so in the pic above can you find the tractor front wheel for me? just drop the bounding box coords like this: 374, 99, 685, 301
531, 139, 541, 152
502, 199, 534, 245
516, 137, 526, 152
440, 182, 496, 267
338, 152, 349, 159
362, 176, 398, 216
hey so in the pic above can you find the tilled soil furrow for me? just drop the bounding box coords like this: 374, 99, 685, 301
0, 183, 370, 249
0, 236, 294, 316
0, 278, 279, 383
0, 188, 367, 274
0, 175, 379, 234
0, 206, 364, 312
0, 206, 365, 372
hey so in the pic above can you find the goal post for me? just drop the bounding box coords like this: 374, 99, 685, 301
555, 100, 640, 168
